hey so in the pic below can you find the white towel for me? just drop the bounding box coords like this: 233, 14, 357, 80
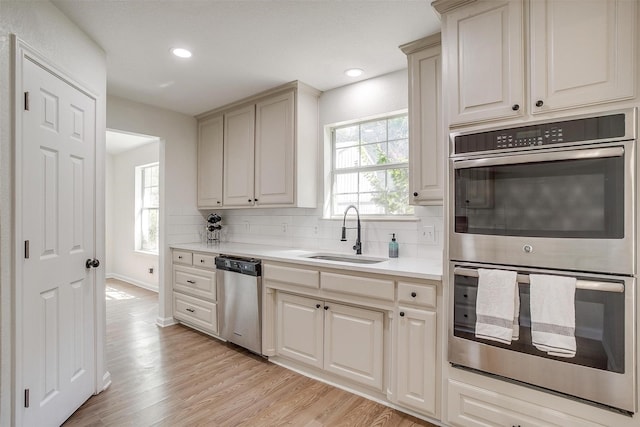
530, 274, 576, 358
475, 269, 519, 344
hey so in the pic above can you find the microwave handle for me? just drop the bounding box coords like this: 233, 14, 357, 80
453, 267, 624, 293
453, 146, 624, 169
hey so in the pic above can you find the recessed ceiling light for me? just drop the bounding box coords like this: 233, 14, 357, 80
171, 47, 192, 59
345, 68, 364, 77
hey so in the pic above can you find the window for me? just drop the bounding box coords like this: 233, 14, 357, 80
330, 113, 413, 216
135, 163, 159, 253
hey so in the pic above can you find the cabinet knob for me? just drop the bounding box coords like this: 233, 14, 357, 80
512, 104, 520, 111
248, 199, 252, 203
254, 198, 258, 202
216, 201, 221, 204
411, 292, 417, 298
178, 256, 183, 259
535, 100, 544, 107
316, 304, 321, 309
413, 191, 418, 197
399, 312, 405, 317
324, 306, 329, 310
200, 259, 205, 263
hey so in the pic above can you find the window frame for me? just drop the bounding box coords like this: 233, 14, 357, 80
326, 111, 414, 219
135, 162, 159, 254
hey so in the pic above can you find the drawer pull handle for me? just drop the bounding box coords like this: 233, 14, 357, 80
411, 292, 417, 298
178, 256, 183, 259
186, 308, 195, 313
399, 312, 405, 317
324, 306, 329, 310
200, 259, 205, 263
187, 280, 196, 284
316, 304, 321, 309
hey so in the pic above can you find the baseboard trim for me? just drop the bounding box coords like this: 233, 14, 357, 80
107, 273, 158, 293
156, 316, 177, 328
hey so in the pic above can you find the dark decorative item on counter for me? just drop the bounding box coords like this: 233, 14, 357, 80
205, 213, 222, 244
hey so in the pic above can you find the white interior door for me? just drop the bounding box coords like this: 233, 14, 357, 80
20, 56, 96, 427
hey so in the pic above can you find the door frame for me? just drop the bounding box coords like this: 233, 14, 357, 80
12, 35, 108, 426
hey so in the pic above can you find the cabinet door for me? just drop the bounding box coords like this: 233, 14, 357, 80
396, 307, 437, 416
223, 104, 256, 207
408, 45, 443, 205
276, 293, 324, 369
445, 0, 525, 125
255, 91, 295, 206
324, 302, 384, 391
530, 0, 636, 114
197, 115, 224, 208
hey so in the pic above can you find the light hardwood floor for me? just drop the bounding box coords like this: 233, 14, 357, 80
64, 279, 438, 427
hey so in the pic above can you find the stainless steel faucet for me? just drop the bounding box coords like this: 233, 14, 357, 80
340, 205, 362, 255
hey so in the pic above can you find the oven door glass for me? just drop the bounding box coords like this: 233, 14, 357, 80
453, 270, 625, 373
454, 153, 625, 238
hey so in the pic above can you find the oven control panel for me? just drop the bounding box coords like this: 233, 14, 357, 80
454, 113, 626, 154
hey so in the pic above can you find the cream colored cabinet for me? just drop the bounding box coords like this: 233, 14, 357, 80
529, 0, 636, 115
447, 380, 607, 427
199, 81, 320, 209
276, 292, 323, 369
436, 0, 637, 127
401, 34, 444, 205
223, 104, 256, 207
172, 249, 218, 335
441, 0, 525, 126
197, 115, 224, 208
276, 292, 384, 391
395, 282, 438, 417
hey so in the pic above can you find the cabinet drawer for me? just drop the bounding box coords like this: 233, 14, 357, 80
447, 379, 606, 427
264, 263, 319, 289
173, 292, 217, 334
174, 266, 216, 301
320, 272, 394, 301
398, 282, 437, 308
193, 252, 216, 269
173, 250, 193, 265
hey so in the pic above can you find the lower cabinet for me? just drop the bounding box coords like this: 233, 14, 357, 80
276, 292, 384, 391
396, 306, 437, 416
447, 380, 607, 427
173, 292, 217, 334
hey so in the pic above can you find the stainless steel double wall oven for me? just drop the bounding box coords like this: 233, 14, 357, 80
448, 109, 637, 413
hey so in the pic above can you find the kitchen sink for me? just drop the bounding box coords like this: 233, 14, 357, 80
302, 253, 387, 264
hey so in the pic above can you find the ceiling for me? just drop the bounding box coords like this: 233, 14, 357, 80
51, 0, 441, 117
106, 129, 159, 155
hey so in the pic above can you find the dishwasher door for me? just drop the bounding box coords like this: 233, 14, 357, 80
217, 269, 262, 354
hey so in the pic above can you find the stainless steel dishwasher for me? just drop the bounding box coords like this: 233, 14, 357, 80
215, 255, 262, 355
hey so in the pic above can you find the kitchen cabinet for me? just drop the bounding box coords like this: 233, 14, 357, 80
223, 104, 256, 207
197, 115, 224, 208
395, 282, 438, 417
440, 0, 524, 126
276, 291, 385, 391
529, 0, 636, 115
401, 34, 444, 205
172, 249, 219, 335
198, 81, 320, 209
447, 379, 606, 427
435, 0, 636, 127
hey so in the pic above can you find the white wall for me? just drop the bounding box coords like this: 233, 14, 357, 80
209, 70, 444, 259
106, 95, 199, 324
0, 1, 107, 424
107, 142, 160, 291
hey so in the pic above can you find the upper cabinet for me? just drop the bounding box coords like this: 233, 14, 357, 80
529, 0, 636, 115
197, 115, 224, 208
441, 0, 525, 126
401, 34, 444, 205
197, 81, 321, 209
434, 0, 637, 127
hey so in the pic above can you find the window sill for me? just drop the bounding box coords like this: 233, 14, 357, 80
135, 249, 159, 256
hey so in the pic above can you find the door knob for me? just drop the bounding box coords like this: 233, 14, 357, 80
85, 258, 100, 269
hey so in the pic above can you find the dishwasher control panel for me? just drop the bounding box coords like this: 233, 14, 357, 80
215, 255, 261, 276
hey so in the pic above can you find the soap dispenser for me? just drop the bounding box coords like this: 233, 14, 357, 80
389, 233, 399, 258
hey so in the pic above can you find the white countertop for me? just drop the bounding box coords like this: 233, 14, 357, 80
170, 242, 443, 281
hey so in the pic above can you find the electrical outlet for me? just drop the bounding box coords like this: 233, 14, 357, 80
281, 223, 288, 234
148, 267, 154, 274
422, 225, 436, 244
313, 225, 318, 235
244, 221, 250, 232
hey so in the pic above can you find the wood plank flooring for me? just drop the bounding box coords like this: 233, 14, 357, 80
63, 279, 437, 427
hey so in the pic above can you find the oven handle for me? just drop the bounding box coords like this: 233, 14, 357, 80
452, 146, 624, 169
453, 267, 625, 293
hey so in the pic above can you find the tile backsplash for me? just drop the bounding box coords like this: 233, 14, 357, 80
201, 205, 444, 259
